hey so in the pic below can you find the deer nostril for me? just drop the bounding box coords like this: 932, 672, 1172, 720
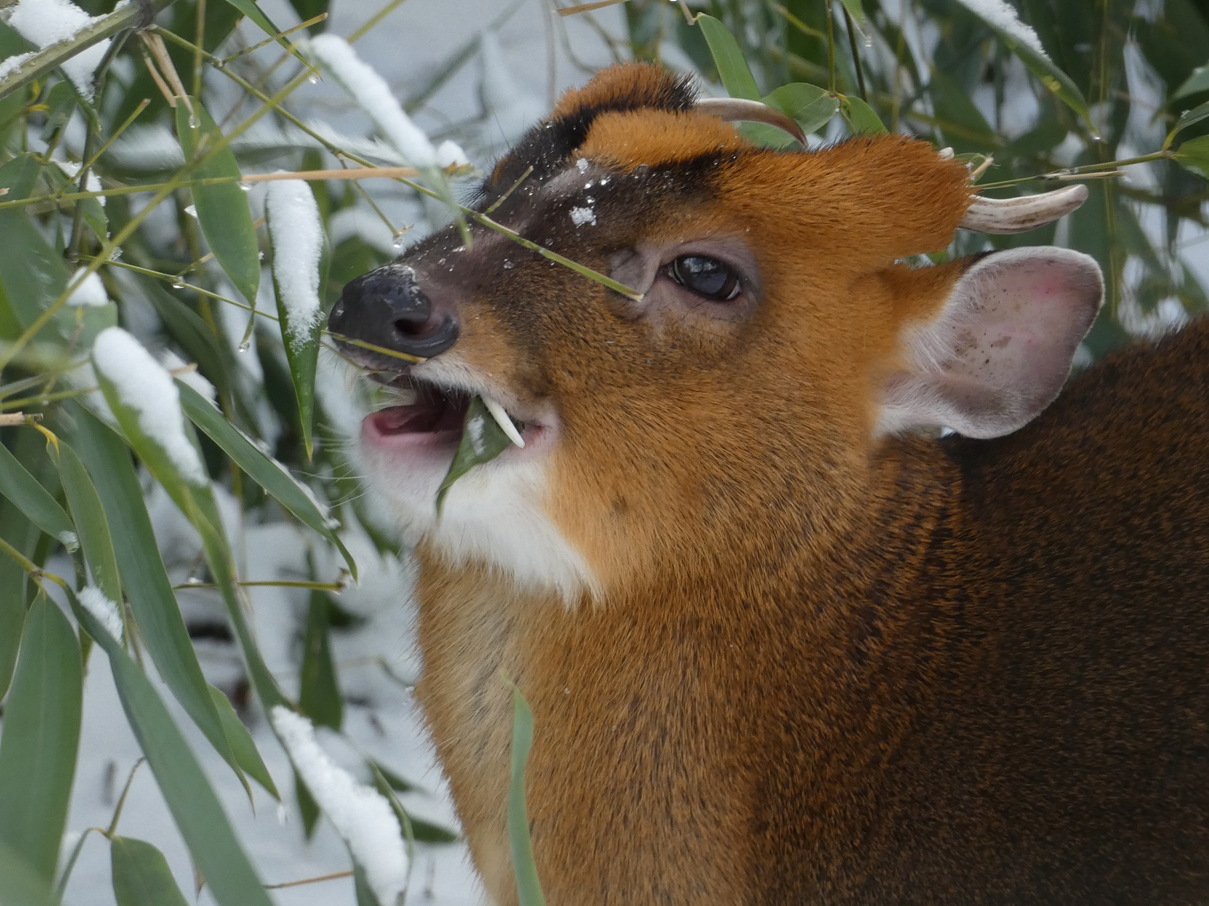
393, 316, 429, 337
379, 281, 430, 323
329, 265, 459, 360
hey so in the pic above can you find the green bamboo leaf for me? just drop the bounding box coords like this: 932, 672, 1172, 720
409, 815, 459, 844
208, 685, 280, 800
838, 0, 864, 25
507, 684, 545, 906
295, 770, 320, 839
437, 396, 512, 514
38, 159, 107, 243
367, 762, 415, 894
950, 0, 1092, 128
60, 404, 245, 779
0, 152, 38, 196
1173, 99, 1209, 139
0, 439, 77, 551
171, 464, 288, 716
266, 179, 325, 459
0, 529, 27, 699
367, 766, 456, 843
37, 82, 76, 143
214, 0, 282, 41
299, 592, 343, 731
215, 0, 311, 67
174, 99, 260, 307
1174, 62, 1209, 99
177, 380, 357, 578
695, 14, 761, 100
0, 20, 30, 148
927, 67, 997, 153
0, 433, 48, 698
91, 327, 213, 530
0, 157, 72, 340
763, 83, 840, 136
68, 593, 276, 906
110, 837, 190, 906
839, 95, 888, 134
0, 595, 83, 884
0, 157, 115, 349
1178, 260, 1209, 317
79, 194, 108, 244
91, 327, 281, 717
139, 277, 236, 407
50, 438, 121, 605
0, 841, 56, 906
353, 864, 378, 906
370, 761, 418, 794
1175, 134, 1209, 179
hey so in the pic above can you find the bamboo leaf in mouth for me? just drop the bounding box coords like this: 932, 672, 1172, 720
436, 396, 521, 514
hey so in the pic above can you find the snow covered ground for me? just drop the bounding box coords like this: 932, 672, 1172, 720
55, 1, 626, 903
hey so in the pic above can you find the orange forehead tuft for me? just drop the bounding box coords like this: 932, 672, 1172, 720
550, 62, 693, 119
579, 110, 750, 171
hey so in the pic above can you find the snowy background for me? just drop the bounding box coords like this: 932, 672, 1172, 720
55, 1, 627, 903
9, 0, 1207, 903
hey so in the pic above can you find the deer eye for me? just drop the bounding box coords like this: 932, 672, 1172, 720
667, 255, 741, 301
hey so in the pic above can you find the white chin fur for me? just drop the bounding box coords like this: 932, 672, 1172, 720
362, 447, 598, 605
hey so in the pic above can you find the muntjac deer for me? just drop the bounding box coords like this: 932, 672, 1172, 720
329, 64, 1209, 905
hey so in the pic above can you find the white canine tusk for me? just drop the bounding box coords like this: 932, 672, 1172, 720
483, 395, 526, 448
959, 184, 1089, 234
695, 97, 807, 147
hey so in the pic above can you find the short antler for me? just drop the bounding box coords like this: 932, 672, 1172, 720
960, 183, 1088, 234
696, 97, 807, 146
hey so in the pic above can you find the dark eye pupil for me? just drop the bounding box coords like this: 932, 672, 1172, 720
670, 256, 740, 301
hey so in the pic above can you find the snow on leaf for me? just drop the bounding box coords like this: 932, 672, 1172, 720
160, 350, 217, 406
0, 52, 35, 83
78, 586, 123, 641
271, 707, 409, 906
6, 0, 110, 99
436, 140, 470, 170
309, 35, 438, 168
265, 178, 324, 354
951, 0, 1047, 59
65, 268, 108, 307
91, 327, 208, 487
53, 161, 104, 204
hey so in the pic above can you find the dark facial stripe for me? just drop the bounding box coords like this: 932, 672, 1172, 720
482, 70, 699, 201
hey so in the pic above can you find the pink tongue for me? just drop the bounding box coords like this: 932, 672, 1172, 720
370, 406, 438, 435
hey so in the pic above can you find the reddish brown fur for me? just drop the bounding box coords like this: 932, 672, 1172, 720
349, 65, 1209, 904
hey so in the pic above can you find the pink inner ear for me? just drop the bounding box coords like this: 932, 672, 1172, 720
877, 248, 1104, 439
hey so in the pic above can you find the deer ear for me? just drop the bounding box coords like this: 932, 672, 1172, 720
876, 248, 1104, 439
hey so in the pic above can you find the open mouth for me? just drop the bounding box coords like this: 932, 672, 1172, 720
363, 373, 528, 456
368, 379, 471, 442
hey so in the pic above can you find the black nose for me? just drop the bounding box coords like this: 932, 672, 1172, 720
328, 265, 459, 361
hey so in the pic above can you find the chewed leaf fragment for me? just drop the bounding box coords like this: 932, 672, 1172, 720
436, 396, 515, 514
